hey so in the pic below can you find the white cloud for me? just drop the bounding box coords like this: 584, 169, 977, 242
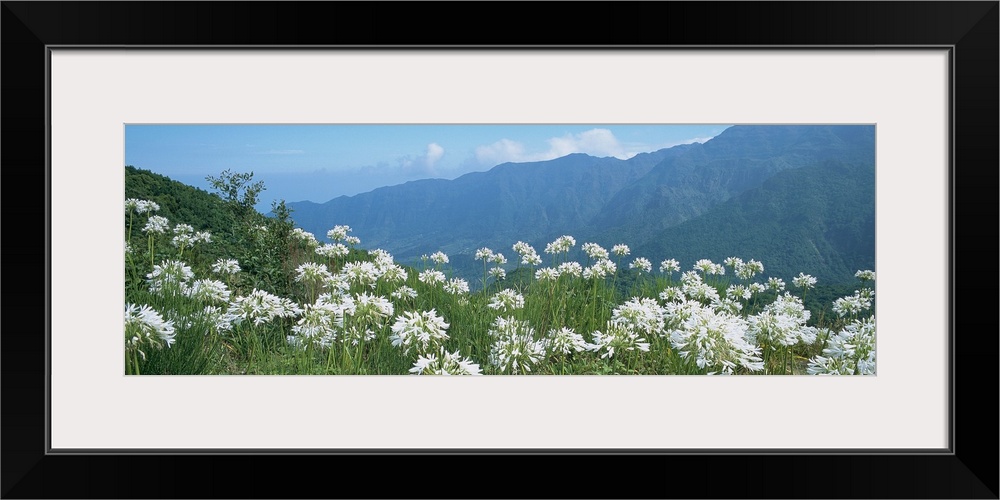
475, 138, 527, 166
425, 143, 444, 167
473, 128, 631, 167
546, 128, 628, 159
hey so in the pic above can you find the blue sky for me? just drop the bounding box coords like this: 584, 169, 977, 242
125, 124, 732, 211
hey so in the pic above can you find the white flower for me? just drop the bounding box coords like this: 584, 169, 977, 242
429, 251, 449, 265
327, 225, 352, 241
612, 244, 630, 256
767, 277, 786, 292
629, 257, 652, 274
855, 269, 876, 282
535, 267, 560, 281
490, 253, 507, 265
475, 247, 495, 261
342, 261, 381, 289
582, 242, 609, 260
521, 252, 542, 266
378, 264, 408, 285
294, 262, 333, 285
418, 269, 447, 286
584, 258, 616, 279
488, 289, 524, 313
391, 286, 418, 300
344, 235, 361, 246
488, 267, 507, 280
546, 327, 590, 355
409, 348, 482, 375
142, 215, 170, 234
544, 235, 576, 255
185, 279, 231, 304
351, 292, 394, 327
589, 320, 650, 360
832, 289, 874, 317
146, 259, 194, 296
443, 278, 470, 295
611, 297, 666, 337
316, 243, 349, 259
125, 303, 176, 359
726, 284, 752, 301
228, 289, 301, 327
747, 293, 817, 348
212, 258, 241, 275
792, 272, 817, 289
660, 259, 680, 274
807, 316, 875, 375
288, 301, 344, 349
291, 228, 319, 246
125, 198, 160, 214
488, 317, 546, 374
556, 261, 583, 278
667, 302, 763, 374
389, 309, 450, 355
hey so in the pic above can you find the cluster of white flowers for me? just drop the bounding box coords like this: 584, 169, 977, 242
125, 303, 176, 360
660, 259, 681, 274
185, 279, 231, 304
341, 261, 381, 289
544, 235, 576, 255
807, 316, 875, 375
316, 243, 349, 259
146, 259, 195, 297
512, 241, 542, 266
291, 228, 319, 247
429, 251, 449, 265
679, 271, 720, 304
327, 225, 352, 242
582, 242, 609, 260
666, 302, 763, 374
832, 288, 875, 317
629, 257, 652, 274
589, 320, 650, 360
443, 277, 470, 295
211, 258, 241, 276
170, 224, 211, 249
726, 284, 752, 301
611, 244, 630, 257
546, 327, 590, 356
294, 262, 334, 286
350, 292, 395, 328
611, 297, 666, 338
583, 258, 616, 279
418, 269, 447, 286
487, 289, 524, 313
488, 317, 547, 374
142, 215, 170, 234
693, 259, 725, 276
287, 301, 345, 349
344, 235, 361, 246
766, 277, 786, 292
792, 272, 817, 289
734, 259, 764, 280
488, 267, 507, 280
535, 267, 560, 282
390, 286, 418, 300
409, 348, 482, 375
855, 269, 875, 282
125, 198, 161, 214
747, 293, 818, 348
556, 261, 583, 278
228, 289, 301, 326
389, 309, 450, 355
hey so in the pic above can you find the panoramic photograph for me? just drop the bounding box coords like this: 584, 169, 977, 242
124, 124, 876, 375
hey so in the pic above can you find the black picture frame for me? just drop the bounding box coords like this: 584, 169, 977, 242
3, 2, 996, 498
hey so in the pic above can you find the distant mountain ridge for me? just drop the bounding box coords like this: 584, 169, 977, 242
286, 125, 875, 285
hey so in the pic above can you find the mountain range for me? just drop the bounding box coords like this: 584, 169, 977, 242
286, 125, 876, 286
